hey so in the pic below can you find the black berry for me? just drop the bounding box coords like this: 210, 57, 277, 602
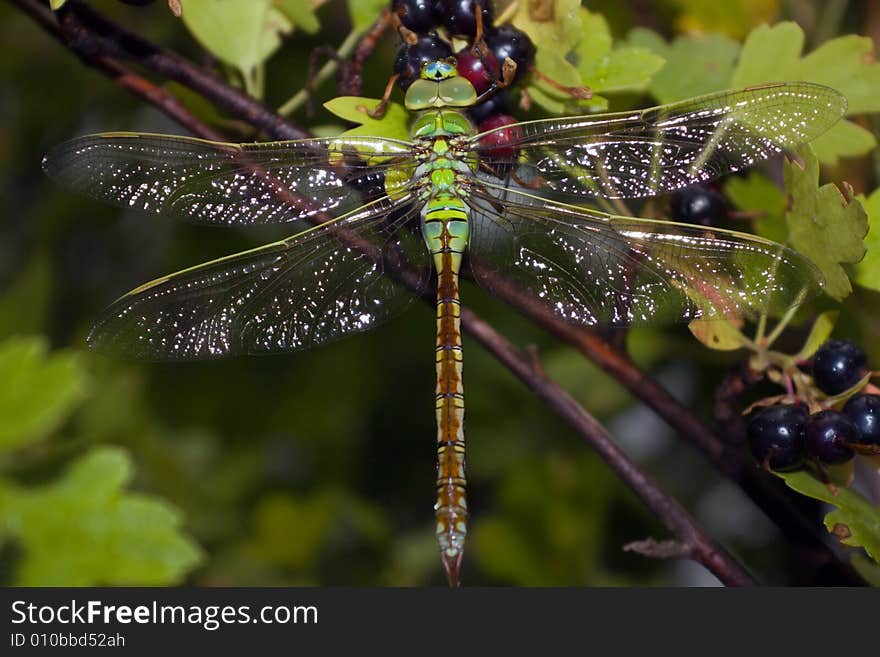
842, 394, 880, 445
394, 33, 453, 90
438, 0, 494, 37
485, 25, 535, 82
804, 410, 857, 464
467, 89, 513, 123
746, 405, 806, 471
811, 339, 868, 395
392, 0, 443, 33
670, 187, 727, 226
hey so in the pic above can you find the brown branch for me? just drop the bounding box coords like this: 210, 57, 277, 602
52, 0, 311, 140
461, 310, 755, 585
624, 538, 692, 560
715, 363, 763, 443
347, 7, 393, 95
10, 0, 864, 585
12, 0, 224, 141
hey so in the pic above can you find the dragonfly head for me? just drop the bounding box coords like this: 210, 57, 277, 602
404, 58, 477, 111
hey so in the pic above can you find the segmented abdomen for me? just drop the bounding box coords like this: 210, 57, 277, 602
422, 192, 469, 583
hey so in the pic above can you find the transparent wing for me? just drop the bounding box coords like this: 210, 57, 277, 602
43, 132, 415, 225
466, 183, 823, 326
88, 196, 430, 360
469, 83, 846, 200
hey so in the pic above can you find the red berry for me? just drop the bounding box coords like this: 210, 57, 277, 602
454, 50, 500, 94
477, 114, 521, 159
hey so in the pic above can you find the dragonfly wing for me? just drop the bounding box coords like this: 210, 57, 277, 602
468, 83, 845, 201
43, 132, 414, 225
88, 195, 430, 359
466, 183, 823, 326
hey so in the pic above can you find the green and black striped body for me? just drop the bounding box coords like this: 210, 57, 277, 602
403, 61, 479, 585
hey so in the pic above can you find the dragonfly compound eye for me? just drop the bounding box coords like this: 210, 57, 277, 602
421, 59, 458, 81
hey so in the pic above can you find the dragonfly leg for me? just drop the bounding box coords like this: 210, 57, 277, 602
366, 73, 401, 119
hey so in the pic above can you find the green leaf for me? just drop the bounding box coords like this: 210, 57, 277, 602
0, 336, 87, 454
724, 171, 787, 243
627, 28, 740, 104
852, 189, 880, 292
731, 22, 803, 86
504, 4, 661, 114
512, 0, 587, 114
809, 119, 877, 166
347, 0, 387, 33
49, 0, 67, 9
688, 317, 748, 351
670, 0, 781, 40
0, 448, 203, 585
180, 0, 290, 76
275, 0, 320, 34
778, 469, 880, 564
795, 310, 839, 360
732, 22, 880, 164
851, 553, 880, 586
784, 146, 867, 300
573, 12, 664, 96
322, 96, 411, 143
795, 35, 880, 115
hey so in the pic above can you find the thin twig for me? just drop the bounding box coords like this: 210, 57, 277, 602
10, 0, 224, 141
347, 7, 393, 95
54, 0, 311, 139
278, 29, 362, 117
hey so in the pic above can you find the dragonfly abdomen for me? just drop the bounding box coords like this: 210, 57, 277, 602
422, 190, 470, 585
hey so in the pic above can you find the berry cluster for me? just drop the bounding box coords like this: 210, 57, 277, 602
747, 340, 879, 471
391, 0, 535, 147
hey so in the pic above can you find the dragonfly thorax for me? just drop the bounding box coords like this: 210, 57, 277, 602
410, 109, 473, 139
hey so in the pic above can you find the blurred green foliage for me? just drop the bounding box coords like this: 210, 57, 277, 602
0, 447, 202, 585
1, 0, 880, 586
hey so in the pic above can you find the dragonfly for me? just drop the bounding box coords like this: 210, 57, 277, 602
43, 57, 845, 586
